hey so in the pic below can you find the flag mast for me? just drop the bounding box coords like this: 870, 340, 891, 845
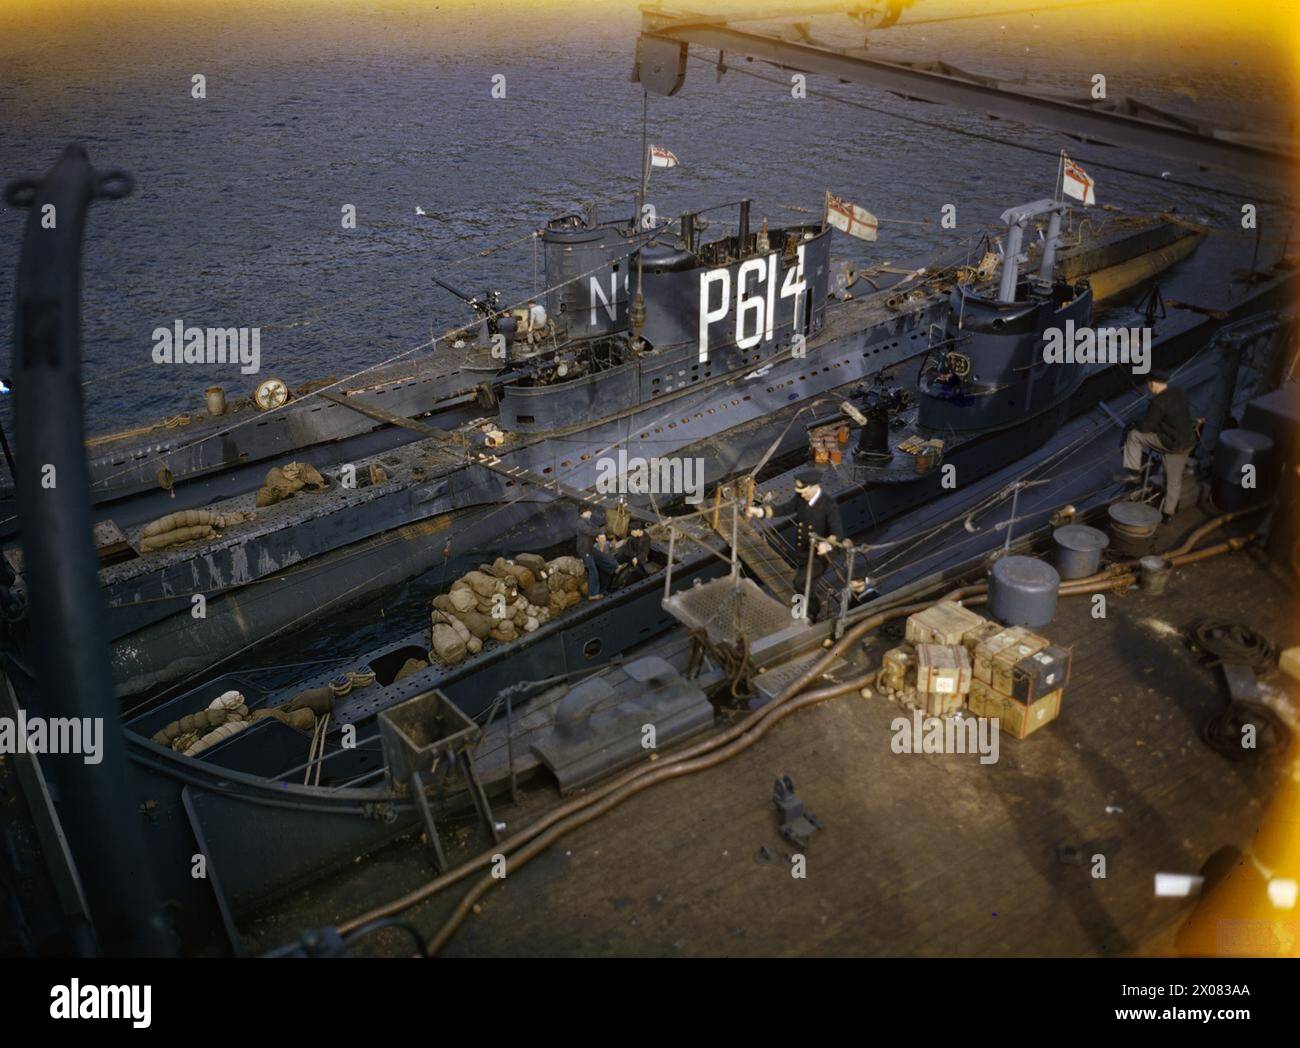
630, 89, 650, 349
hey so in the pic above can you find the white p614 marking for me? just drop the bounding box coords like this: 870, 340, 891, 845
698, 246, 806, 363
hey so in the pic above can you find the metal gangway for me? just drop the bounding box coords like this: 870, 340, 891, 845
655, 484, 859, 705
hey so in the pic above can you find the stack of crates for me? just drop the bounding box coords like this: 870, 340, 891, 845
877, 603, 1072, 737
874, 602, 989, 716
967, 625, 1072, 739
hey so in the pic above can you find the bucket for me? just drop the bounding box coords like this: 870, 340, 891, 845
1139, 555, 1172, 595
1052, 524, 1109, 580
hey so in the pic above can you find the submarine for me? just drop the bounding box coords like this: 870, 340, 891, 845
24, 192, 1206, 699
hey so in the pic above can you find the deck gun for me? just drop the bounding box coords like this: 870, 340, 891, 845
432, 273, 505, 344
849, 377, 910, 463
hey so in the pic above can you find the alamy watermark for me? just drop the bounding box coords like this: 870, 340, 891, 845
152, 320, 261, 374
890, 709, 1000, 765
1042, 319, 1150, 375
50, 980, 150, 1028
0, 708, 103, 765
594, 451, 704, 505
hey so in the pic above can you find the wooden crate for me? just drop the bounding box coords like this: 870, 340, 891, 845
973, 627, 1020, 684
968, 679, 1062, 739
915, 643, 971, 697
906, 602, 987, 646
973, 626, 1047, 688
93, 520, 135, 566
961, 620, 1003, 656
919, 686, 965, 718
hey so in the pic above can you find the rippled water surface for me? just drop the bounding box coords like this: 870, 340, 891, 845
0, 0, 1292, 687
2, 1, 1290, 431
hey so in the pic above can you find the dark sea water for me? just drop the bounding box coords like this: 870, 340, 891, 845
0, 0, 1292, 689
1, 1, 1291, 432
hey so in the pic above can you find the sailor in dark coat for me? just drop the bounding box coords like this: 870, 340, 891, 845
1116, 368, 1196, 520
615, 525, 655, 586
574, 506, 618, 599
747, 469, 846, 618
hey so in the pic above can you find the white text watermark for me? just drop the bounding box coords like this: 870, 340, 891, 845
152, 320, 261, 374
1042, 320, 1150, 375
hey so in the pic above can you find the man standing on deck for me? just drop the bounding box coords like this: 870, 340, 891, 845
526, 299, 549, 345
575, 505, 618, 600
747, 469, 845, 620
1115, 369, 1196, 521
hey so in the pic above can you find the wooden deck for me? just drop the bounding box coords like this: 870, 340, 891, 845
243, 522, 1297, 957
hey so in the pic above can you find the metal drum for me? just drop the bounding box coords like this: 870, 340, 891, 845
1213, 429, 1274, 511
1052, 524, 1109, 580
989, 555, 1060, 628
1108, 501, 1162, 557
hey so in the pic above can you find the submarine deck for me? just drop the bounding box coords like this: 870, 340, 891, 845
241, 517, 1296, 957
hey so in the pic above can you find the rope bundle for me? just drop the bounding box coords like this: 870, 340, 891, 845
1191, 619, 1277, 672
1190, 619, 1289, 761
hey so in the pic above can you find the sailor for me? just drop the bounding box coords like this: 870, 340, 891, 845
526, 299, 548, 344
615, 525, 655, 586
1115, 368, 1196, 521
575, 505, 618, 600
933, 362, 962, 397
747, 469, 845, 619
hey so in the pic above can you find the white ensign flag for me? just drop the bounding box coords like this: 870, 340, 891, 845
1061, 154, 1096, 205
649, 145, 679, 169
825, 191, 878, 242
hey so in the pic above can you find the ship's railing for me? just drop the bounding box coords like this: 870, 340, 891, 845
658, 484, 869, 642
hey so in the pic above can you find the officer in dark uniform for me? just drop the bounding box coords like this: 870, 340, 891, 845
747, 469, 845, 619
